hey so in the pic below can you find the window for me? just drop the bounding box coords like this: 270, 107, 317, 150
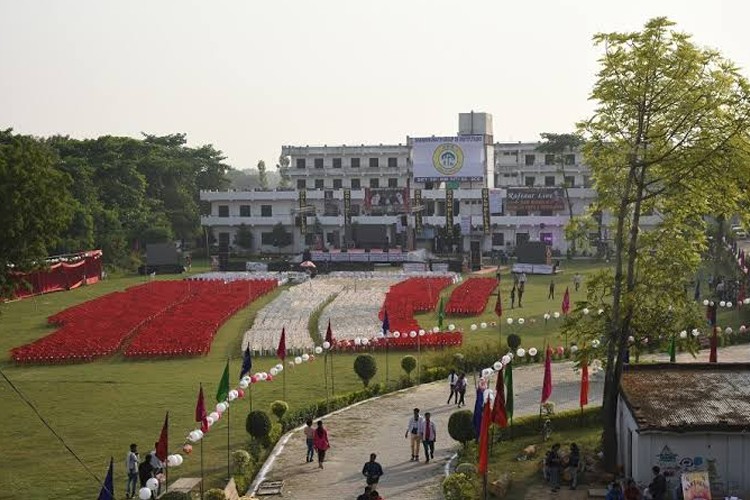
583, 176, 593, 188
564, 154, 576, 165
296, 158, 306, 169
350, 204, 361, 216
369, 157, 379, 168
369, 178, 380, 188
260, 205, 272, 217
388, 157, 398, 168
540, 210, 554, 216
388, 178, 398, 188
426, 200, 435, 216
314, 179, 324, 189
218, 205, 229, 217
314, 158, 324, 169
564, 176, 576, 187
332, 158, 342, 169
350, 158, 360, 168
492, 233, 505, 246
525, 154, 536, 166
239, 205, 251, 217
525, 176, 536, 187
436, 201, 446, 216
544, 154, 556, 166
544, 176, 556, 187
333, 179, 342, 189
297, 179, 307, 189
350, 178, 361, 189
261, 232, 274, 245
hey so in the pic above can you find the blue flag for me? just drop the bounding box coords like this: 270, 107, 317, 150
97, 457, 114, 500
381, 310, 390, 337
472, 387, 485, 440
240, 346, 252, 380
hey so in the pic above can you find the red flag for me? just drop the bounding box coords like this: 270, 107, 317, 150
541, 344, 553, 403
195, 386, 208, 433
491, 368, 508, 427
709, 326, 718, 363
579, 357, 589, 408
477, 398, 492, 475
155, 412, 169, 462
277, 327, 287, 361
325, 319, 333, 344
494, 287, 502, 317
561, 287, 570, 315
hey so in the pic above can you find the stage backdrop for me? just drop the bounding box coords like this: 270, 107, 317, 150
10, 250, 103, 300
412, 135, 485, 182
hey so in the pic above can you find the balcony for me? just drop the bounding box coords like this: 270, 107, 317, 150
422, 215, 569, 227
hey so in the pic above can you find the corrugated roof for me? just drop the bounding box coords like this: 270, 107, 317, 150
620, 363, 750, 432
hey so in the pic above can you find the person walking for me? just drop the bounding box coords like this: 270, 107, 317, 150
647, 466, 667, 500
446, 369, 459, 405
548, 279, 555, 300
455, 373, 467, 408
125, 443, 139, 499
566, 443, 580, 490
517, 282, 525, 308
419, 412, 437, 464
362, 453, 384, 486
404, 408, 423, 461
313, 421, 330, 469
510, 286, 516, 309
304, 419, 315, 463
545, 443, 562, 492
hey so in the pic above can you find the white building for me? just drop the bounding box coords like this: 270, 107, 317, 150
200, 112, 609, 258
617, 363, 750, 497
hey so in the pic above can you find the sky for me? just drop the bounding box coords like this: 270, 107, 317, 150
2, 0, 750, 170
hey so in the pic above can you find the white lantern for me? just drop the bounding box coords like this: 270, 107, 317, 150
493, 361, 502, 371
288, 361, 295, 367
433, 326, 440, 333
146, 477, 159, 491
529, 347, 538, 357
302, 353, 310, 361
470, 324, 478, 331
517, 348, 526, 358
239, 379, 249, 389
745, 298, 750, 305
598, 309, 604, 315
315, 346, 323, 354
481, 368, 492, 378
725, 327, 733, 335
583, 308, 590, 315
269, 367, 278, 376
518, 318, 525, 325
206, 416, 215, 427
553, 312, 560, 319
209, 411, 220, 422
259, 372, 268, 380
216, 402, 227, 413
570, 345, 578, 354
592, 339, 601, 348
692, 329, 700, 337
720, 301, 726, 308
703, 299, 710, 306
543, 313, 550, 320
167, 455, 180, 467
506, 318, 514, 325
188, 431, 199, 442
410, 331, 417, 338
679, 330, 688, 339
727, 301, 733, 308
139, 487, 152, 499
354, 337, 362, 345
448, 324, 456, 331
323, 341, 331, 349
362, 338, 370, 345
628, 335, 635, 343
393, 331, 401, 338
174, 454, 183, 466
480, 322, 487, 329
230, 389, 239, 400
740, 325, 747, 333
294, 356, 302, 364
501, 354, 512, 365
419, 329, 426, 336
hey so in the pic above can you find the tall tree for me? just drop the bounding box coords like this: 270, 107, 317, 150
578, 18, 750, 470
0, 130, 74, 299
276, 154, 291, 188
257, 160, 268, 190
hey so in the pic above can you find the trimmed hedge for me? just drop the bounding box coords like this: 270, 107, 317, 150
495, 406, 601, 441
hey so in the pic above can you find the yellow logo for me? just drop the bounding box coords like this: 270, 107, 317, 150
432, 143, 464, 176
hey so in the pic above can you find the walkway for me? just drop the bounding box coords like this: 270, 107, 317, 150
257, 344, 749, 499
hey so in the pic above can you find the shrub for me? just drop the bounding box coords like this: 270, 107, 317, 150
159, 492, 189, 500
442, 472, 479, 500
496, 406, 601, 441
448, 410, 475, 449
353, 354, 378, 387
246, 410, 272, 444
401, 355, 417, 380
232, 449, 252, 473
270, 400, 289, 421
507, 333, 521, 350
205, 489, 227, 500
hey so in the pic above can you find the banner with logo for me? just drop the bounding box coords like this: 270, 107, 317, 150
445, 189, 454, 229
489, 189, 503, 215
343, 189, 352, 226
505, 188, 565, 212
413, 135, 485, 182
460, 215, 471, 235
414, 188, 423, 234
298, 190, 307, 235
482, 188, 491, 234
681, 470, 711, 500
323, 190, 340, 216
363, 188, 410, 215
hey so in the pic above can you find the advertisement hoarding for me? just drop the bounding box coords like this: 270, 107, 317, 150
343, 189, 352, 226
363, 188, 410, 215
481, 188, 491, 234
505, 188, 565, 212
413, 135, 485, 182
414, 188, 423, 234
445, 189, 454, 228
298, 190, 307, 234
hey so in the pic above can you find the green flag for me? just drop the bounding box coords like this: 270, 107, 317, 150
668, 334, 676, 363
217, 360, 230, 402
504, 360, 514, 420
438, 297, 445, 330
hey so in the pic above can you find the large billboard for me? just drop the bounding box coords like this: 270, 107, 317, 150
363, 188, 410, 215
505, 188, 565, 212
413, 135, 485, 182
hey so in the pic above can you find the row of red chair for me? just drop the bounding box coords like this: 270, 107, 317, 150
331, 331, 463, 352
445, 278, 498, 316
379, 277, 453, 334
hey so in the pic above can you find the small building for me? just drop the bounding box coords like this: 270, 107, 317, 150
617, 363, 750, 498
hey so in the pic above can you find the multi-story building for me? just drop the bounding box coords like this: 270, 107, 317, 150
200, 112, 607, 257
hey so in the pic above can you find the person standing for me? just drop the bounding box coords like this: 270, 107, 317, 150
125, 443, 139, 499
456, 373, 467, 408
304, 419, 315, 463
545, 443, 562, 492
648, 466, 667, 500
419, 412, 437, 464
510, 286, 516, 309
573, 273, 582, 292
548, 279, 555, 300
361, 453, 384, 486
606, 482, 625, 500
148, 442, 164, 496
138, 453, 155, 488
566, 443, 580, 490
446, 370, 458, 405
404, 408, 423, 461
517, 282, 525, 308
313, 421, 330, 469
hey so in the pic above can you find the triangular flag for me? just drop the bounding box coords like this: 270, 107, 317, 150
561, 287, 570, 315
96, 457, 114, 500
541, 344, 553, 403
472, 387, 485, 441
277, 327, 287, 361
477, 398, 492, 475
195, 385, 208, 433
438, 297, 445, 330
155, 412, 169, 462
325, 319, 333, 344
668, 335, 676, 363
492, 367, 508, 427
216, 361, 230, 403
494, 286, 502, 317
504, 361, 514, 420
240, 346, 253, 380
579, 357, 589, 408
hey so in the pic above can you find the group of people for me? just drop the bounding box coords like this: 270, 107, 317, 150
124, 443, 164, 499
447, 369, 468, 407
543, 443, 581, 491
604, 466, 667, 500
303, 419, 331, 469
404, 407, 438, 463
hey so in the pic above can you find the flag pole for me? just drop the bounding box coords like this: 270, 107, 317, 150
330, 346, 335, 396
324, 350, 330, 412
283, 358, 287, 401
227, 358, 231, 483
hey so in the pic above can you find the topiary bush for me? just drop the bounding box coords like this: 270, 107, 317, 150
159, 492, 190, 500
246, 410, 272, 445
507, 333, 521, 350
448, 410, 475, 449
205, 489, 227, 500
401, 355, 417, 380
442, 472, 479, 500
353, 354, 378, 387
270, 400, 289, 421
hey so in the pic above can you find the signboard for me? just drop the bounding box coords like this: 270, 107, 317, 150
298, 190, 307, 235
460, 215, 471, 235
413, 135, 485, 182
343, 189, 352, 226
414, 189, 423, 234
681, 471, 711, 500
363, 188, 410, 215
323, 190, 340, 216
489, 189, 503, 215
481, 188, 491, 234
505, 188, 565, 212
445, 189, 454, 229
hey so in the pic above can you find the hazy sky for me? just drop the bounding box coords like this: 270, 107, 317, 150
2, 0, 749, 170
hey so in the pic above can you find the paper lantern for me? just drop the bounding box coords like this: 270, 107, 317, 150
557, 346, 565, 355
188, 431, 199, 442
481, 368, 492, 378
276, 363, 284, 371
516, 348, 526, 357
543, 313, 551, 320
301, 354, 310, 362
493, 361, 502, 371
470, 324, 478, 331
727, 302, 733, 308
679, 330, 688, 339
269, 367, 278, 376
628, 336, 635, 343
409, 331, 417, 338
216, 403, 227, 413
501, 354, 511, 365
480, 322, 487, 329
182, 444, 193, 455
518, 318, 525, 325
448, 324, 455, 331
740, 325, 747, 333
239, 380, 249, 389
393, 331, 401, 338
598, 309, 604, 315
703, 299, 710, 306
147, 477, 159, 491
175, 454, 183, 466
432, 326, 440, 333
323, 341, 331, 349
354, 337, 362, 345
206, 416, 215, 427
570, 345, 578, 354
294, 356, 302, 364
419, 329, 426, 336
692, 329, 700, 337
506, 318, 514, 325
167, 454, 180, 466
139, 487, 152, 499
315, 346, 323, 354
267, 374, 273, 381
529, 347, 538, 357
553, 312, 560, 319
250, 375, 258, 383
726, 327, 733, 335
582, 308, 590, 315
237, 389, 245, 399
209, 411, 220, 422
362, 338, 369, 345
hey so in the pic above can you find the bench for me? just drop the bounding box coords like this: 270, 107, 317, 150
167, 477, 202, 494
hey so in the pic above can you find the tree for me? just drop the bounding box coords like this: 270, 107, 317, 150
234, 223, 253, 251
246, 410, 272, 446
400, 355, 417, 381
276, 154, 291, 188
270, 222, 293, 249
577, 17, 750, 470
0, 130, 74, 300
257, 160, 268, 190
447, 410, 475, 450
353, 354, 378, 387
270, 400, 288, 421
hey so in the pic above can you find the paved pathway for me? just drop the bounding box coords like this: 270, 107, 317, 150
257, 344, 750, 499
